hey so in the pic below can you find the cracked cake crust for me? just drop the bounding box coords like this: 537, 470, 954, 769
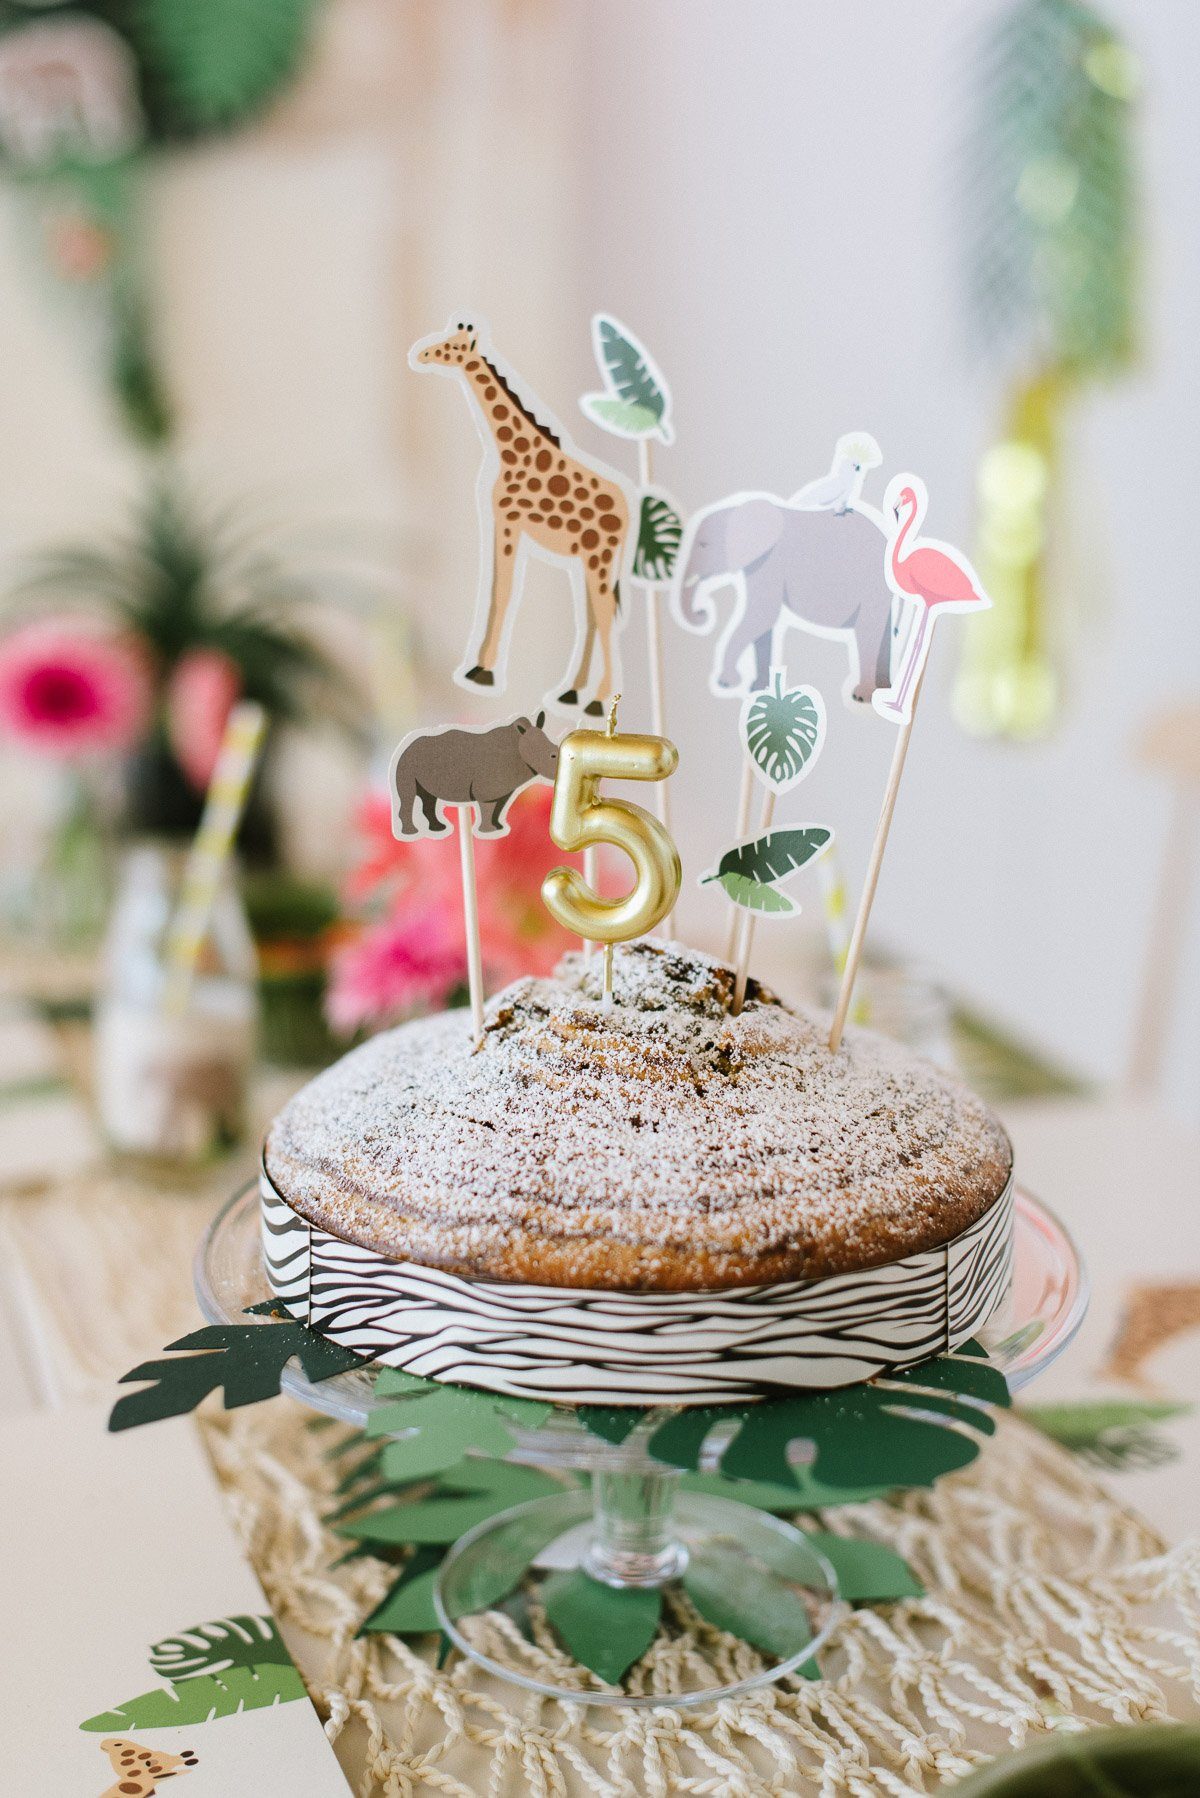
263, 940, 1013, 1292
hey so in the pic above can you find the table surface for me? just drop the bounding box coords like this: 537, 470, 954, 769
1, 999, 1198, 1794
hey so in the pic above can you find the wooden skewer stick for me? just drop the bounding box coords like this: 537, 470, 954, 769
456, 805, 485, 1041
602, 942, 614, 1007
725, 756, 756, 962
828, 665, 928, 1053
639, 438, 674, 938
731, 789, 776, 1015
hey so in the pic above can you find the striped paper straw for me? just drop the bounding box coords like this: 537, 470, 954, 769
817, 848, 851, 976
162, 701, 267, 1016
819, 845, 870, 1025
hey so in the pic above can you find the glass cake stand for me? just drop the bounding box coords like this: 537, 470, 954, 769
197, 1184, 1087, 1708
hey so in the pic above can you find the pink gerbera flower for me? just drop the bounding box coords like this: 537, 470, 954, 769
167, 647, 242, 791
0, 619, 149, 759
325, 900, 467, 1035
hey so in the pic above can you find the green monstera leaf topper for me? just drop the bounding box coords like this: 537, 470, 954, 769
580, 314, 674, 443
81, 1614, 306, 1732
632, 490, 684, 585
742, 671, 827, 793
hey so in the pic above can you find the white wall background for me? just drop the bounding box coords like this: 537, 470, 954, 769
0, 0, 1195, 1119
573, 0, 1200, 1120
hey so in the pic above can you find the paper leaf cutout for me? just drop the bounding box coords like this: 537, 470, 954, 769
722, 1358, 1007, 1493
584, 396, 663, 437
672, 486, 894, 706
706, 826, 832, 888
81, 1662, 306, 1731
109, 1323, 371, 1431
873, 473, 991, 725
389, 715, 559, 840
742, 671, 826, 793
1020, 1398, 1189, 1472
359, 1544, 444, 1636
542, 1571, 662, 1683
338, 1490, 523, 1548
683, 1550, 815, 1665
631, 491, 684, 586
411, 315, 633, 717
376, 1366, 552, 1432
575, 1406, 645, 1446
375, 1394, 517, 1483
581, 314, 674, 444
147, 1616, 292, 1680
700, 826, 832, 918
708, 872, 797, 916
801, 1532, 924, 1603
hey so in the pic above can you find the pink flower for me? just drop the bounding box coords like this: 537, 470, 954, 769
167, 648, 242, 791
326, 901, 467, 1035
0, 619, 149, 759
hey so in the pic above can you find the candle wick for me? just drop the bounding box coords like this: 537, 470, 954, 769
605, 693, 621, 737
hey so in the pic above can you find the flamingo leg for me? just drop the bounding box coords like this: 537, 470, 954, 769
884, 603, 931, 718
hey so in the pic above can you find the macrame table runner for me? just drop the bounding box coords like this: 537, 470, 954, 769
4, 1174, 1200, 1797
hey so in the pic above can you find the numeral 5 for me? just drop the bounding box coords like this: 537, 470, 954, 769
542, 730, 681, 942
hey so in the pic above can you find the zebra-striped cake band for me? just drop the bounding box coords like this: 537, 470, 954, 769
260, 1167, 1015, 1405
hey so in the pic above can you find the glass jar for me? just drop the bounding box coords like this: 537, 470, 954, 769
94, 841, 258, 1165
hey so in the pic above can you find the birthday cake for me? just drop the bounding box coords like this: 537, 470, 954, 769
261, 940, 1014, 1403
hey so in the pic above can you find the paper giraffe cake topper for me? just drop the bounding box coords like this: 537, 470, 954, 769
671, 431, 894, 707
874, 473, 991, 725
580, 313, 674, 445
389, 714, 559, 839
410, 316, 634, 720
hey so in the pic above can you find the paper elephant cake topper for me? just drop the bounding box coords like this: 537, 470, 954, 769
670, 430, 895, 709
389, 713, 559, 840
410, 315, 634, 721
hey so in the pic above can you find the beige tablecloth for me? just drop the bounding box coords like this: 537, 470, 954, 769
2, 1015, 1199, 1794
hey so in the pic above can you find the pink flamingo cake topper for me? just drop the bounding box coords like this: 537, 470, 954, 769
874, 474, 991, 724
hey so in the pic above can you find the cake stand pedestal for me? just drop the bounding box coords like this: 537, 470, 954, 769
197, 1185, 1086, 1709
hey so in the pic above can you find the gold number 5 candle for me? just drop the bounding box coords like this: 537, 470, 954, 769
542, 700, 680, 970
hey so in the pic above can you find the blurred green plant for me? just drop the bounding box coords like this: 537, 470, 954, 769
956, 0, 1139, 740
6, 479, 366, 860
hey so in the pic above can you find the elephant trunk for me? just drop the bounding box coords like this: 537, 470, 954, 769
676, 546, 711, 626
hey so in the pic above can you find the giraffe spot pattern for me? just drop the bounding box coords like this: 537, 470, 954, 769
536, 449, 552, 471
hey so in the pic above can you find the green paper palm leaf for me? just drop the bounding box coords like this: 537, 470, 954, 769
743, 673, 825, 791
81, 1662, 306, 1731
632, 492, 684, 584
701, 827, 832, 918
1021, 1398, 1189, 1471
542, 1571, 662, 1684
683, 1552, 816, 1666
109, 1321, 371, 1431
581, 315, 673, 443
710, 872, 797, 915
148, 1615, 291, 1680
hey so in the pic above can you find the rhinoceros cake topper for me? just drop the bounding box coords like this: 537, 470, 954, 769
389, 713, 560, 1040
389, 713, 559, 841
410, 315, 634, 721
671, 433, 896, 710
